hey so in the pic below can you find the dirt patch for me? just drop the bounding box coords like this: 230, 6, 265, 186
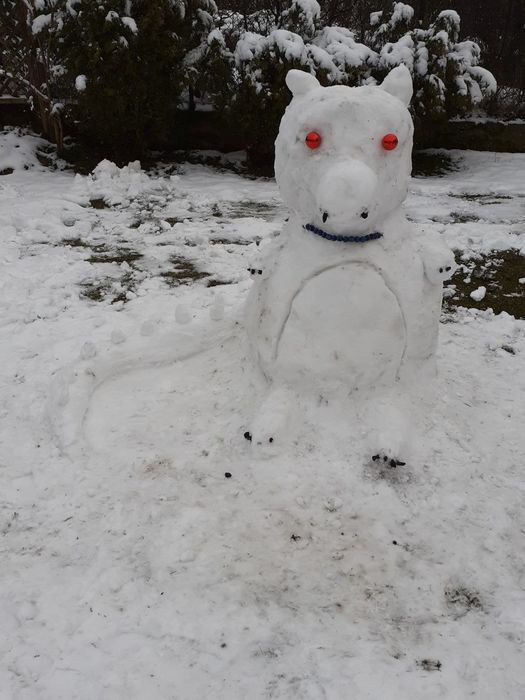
444, 250, 525, 319
364, 457, 413, 487
445, 585, 483, 618
164, 217, 186, 226
416, 659, 442, 672
89, 198, 109, 210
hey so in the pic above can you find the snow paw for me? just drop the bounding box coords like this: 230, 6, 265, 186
244, 430, 275, 449
245, 421, 280, 457
246, 386, 293, 457
423, 249, 457, 284
175, 304, 191, 324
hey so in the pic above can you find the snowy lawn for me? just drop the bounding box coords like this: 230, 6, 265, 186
1, 130, 524, 699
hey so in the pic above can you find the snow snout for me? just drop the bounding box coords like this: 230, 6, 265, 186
315, 160, 379, 234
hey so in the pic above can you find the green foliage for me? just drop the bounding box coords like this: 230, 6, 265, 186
57, 0, 186, 157
200, 1, 375, 161
372, 5, 496, 128
2, 0, 498, 163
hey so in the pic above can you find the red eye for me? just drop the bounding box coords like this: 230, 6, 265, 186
382, 133, 398, 150
305, 131, 321, 149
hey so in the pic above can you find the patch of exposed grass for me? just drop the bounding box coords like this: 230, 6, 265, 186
221, 200, 280, 219
59, 238, 143, 265
209, 237, 252, 246
79, 278, 113, 303
450, 193, 512, 204
412, 152, 460, 178
80, 271, 138, 304
60, 237, 90, 248
87, 248, 143, 265
448, 211, 482, 224
432, 211, 483, 224
160, 255, 209, 288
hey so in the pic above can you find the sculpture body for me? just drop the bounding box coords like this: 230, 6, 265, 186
246, 66, 456, 459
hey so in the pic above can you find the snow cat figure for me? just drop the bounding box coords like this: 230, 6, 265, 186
245, 65, 456, 464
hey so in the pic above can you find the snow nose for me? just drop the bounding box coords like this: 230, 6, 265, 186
316, 160, 378, 229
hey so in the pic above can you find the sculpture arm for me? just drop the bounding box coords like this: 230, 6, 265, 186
417, 233, 457, 286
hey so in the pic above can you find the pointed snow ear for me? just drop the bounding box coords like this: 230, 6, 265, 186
286, 70, 320, 98
380, 65, 413, 107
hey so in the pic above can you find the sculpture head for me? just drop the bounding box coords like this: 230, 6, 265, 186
274, 65, 414, 236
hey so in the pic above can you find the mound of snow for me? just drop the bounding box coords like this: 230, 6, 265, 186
0, 128, 50, 173
72, 159, 179, 206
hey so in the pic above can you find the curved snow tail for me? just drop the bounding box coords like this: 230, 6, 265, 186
46, 319, 239, 455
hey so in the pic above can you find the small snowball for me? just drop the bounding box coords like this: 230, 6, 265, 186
470, 286, 486, 302
325, 497, 343, 512
140, 320, 155, 336
519, 278, 525, 285
121, 16, 138, 33
17, 601, 37, 621
179, 551, 196, 563
55, 378, 70, 407
111, 329, 126, 345
75, 74, 87, 92
80, 341, 97, 360
175, 304, 191, 324
209, 295, 224, 322
32, 13, 51, 34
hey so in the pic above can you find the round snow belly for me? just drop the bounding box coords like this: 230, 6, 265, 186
274, 263, 405, 390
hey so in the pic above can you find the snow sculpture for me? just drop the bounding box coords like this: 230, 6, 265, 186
246, 65, 456, 462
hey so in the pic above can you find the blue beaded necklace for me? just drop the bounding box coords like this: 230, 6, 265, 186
304, 223, 383, 243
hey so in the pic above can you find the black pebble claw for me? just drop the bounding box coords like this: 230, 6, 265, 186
243, 431, 252, 442
268, 437, 274, 443
372, 454, 406, 467
390, 459, 406, 468
445, 266, 451, 271
439, 267, 443, 273
258, 269, 263, 275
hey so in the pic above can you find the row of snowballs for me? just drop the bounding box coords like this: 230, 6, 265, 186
78, 296, 226, 360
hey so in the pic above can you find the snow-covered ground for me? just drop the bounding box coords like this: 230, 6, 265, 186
1, 130, 524, 699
